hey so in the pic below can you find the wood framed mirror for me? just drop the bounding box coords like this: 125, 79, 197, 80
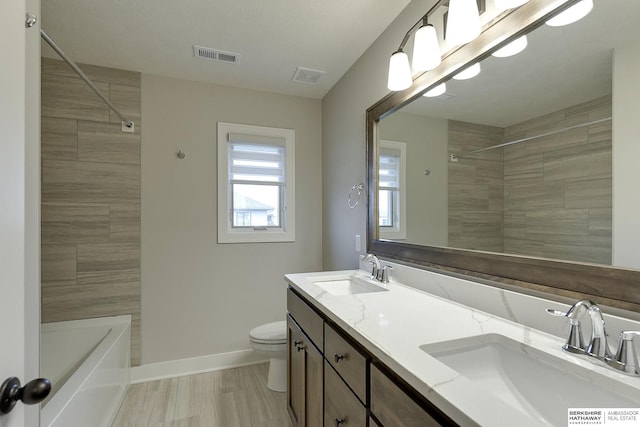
366, 0, 640, 312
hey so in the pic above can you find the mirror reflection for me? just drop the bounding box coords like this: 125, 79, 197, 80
376, 0, 639, 266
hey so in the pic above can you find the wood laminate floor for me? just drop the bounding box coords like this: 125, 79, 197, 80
111, 363, 291, 427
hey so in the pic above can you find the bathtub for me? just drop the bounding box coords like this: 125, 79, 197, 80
40, 316, 131, 427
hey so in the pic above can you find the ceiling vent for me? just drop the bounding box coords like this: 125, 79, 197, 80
291, 67, 326, 84
193, 45, 240, 64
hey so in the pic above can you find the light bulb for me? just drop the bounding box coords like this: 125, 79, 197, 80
495, 0, 530, 11
412, 24, 441, 72
387, 51, 412, 91
492, 35, 528, 58
453, 63, 481, 80
546, 0, 593, 27
423, 82, 447, 97
446, 0, 481, 46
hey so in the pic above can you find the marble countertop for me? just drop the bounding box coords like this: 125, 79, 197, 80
285, 269, 640, 427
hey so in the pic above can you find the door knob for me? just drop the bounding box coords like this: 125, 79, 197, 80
0, 377, 51, 415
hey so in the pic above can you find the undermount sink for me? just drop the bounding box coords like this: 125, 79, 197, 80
308, 274, 389, 296
420, 334, 640, 426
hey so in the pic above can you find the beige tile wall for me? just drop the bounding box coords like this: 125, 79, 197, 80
448, 95, 612, 265
41, 58, 141, 365
503, 95, 612, 265
448, 120, 505, 252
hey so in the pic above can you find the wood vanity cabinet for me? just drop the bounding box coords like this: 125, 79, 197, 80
287, 287, 458, 427
287, 290, 323, 427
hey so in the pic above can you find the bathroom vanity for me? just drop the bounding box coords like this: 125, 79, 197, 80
285, 264, 640, 427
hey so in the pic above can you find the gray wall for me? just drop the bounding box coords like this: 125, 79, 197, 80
40, 58, 142, 365
141, 74, 322, 364
379, 112, 448, 246
322, 0, 433, 270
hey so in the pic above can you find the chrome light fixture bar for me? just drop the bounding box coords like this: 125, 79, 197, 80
546, 0, 593, 26
387, 0, 486, 92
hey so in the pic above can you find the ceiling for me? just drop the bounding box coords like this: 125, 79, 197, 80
403, 0, 640, 127
41, 0, 412, 99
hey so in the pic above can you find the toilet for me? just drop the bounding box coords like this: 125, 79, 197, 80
249, 320, 287, 392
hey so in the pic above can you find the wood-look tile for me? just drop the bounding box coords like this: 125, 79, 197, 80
42, 74, 110, 122
110, 203, 141, 242
41, 280, 77, 323
78, 121, 140, 164
109, 84, 142, 126
131, 313, 141, 367
543, 243, 611, 265
506, 110, 565, 137
41, 117, 77, 160
41, 202, 110, 245
525, 209, 589, 237
524, 126, 588, 156
565, 178, 611, 209
503, 238, 545, 258
588, 120, 612, 144
504, 182, 564, 210
565, 95, 612, 121
503, 143, 526, 161
40, 280, 139, 322
448, 161, 476, 184
462, 212, 503, 237
448, 183, 489, 210
543, 140, 611, 181
504, 154, 543, 182
42, 57, 141, 87
503, 211, 526, 239
77, 243, 140, 272
589, 208, 612, 237
41, 245, 77, 282
112, 364, 290, 427
42, 159, 140, 204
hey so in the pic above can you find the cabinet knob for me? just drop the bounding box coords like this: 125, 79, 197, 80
335, 418, 346, 426
293, 340, 302, 346
296, 344, 306, 352
0, 377, 51, 415
334, 353, 345, 363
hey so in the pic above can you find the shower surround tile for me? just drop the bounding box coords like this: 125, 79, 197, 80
41, 57, 141, 365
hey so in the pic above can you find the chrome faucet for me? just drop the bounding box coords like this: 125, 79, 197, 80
361, 253, 380, 280
547, 299, 612, 360
361, 254, 392, 283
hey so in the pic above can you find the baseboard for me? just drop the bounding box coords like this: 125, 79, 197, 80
131, 349, 268, 384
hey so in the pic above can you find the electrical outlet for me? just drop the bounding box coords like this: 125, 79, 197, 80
355, 234, 361, 252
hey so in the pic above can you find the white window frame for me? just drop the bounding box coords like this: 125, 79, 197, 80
379, 140, 406, 240
217, 122, 295, 243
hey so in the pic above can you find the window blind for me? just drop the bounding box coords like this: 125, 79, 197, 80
379, 148, 400, 190
228, 133, 286, 184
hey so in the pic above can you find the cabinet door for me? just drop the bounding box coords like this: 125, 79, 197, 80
288, 314, 324, 427
305, 337, 323, 427
288, 316, 306, 427
324, 361, 366, 427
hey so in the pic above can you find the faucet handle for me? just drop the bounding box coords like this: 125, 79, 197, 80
379, 265, 392, 283
546, 308, 586, 354
608, 331, 640, 375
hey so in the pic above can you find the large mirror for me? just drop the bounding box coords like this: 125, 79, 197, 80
367, 0, 640, 309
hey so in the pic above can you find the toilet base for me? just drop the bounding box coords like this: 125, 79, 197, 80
267, 357, 287, 392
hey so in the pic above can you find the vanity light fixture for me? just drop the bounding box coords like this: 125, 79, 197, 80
446, 0, 482, 45
387, 50, 413, 91
452, 62, 481, 80
423, 82, 447, 97
494, 0, 530, 11
386, 0, 485, 92
412, 20, 442, 72
546, 0, 593, 27
491, 35, 528, 57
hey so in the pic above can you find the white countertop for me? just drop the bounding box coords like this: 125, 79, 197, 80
285, 269, 640, 427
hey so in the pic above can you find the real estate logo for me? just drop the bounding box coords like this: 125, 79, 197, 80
568, 408, 640, 426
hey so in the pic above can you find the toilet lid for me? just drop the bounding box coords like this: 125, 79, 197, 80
249, 320, 287, 344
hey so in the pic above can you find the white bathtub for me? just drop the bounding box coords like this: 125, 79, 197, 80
41, 316, 131, 427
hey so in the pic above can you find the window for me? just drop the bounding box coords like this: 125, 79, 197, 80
379, 140, 406, 240
218, 122, 295, 243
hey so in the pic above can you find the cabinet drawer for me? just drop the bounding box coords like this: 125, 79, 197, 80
324, 361, 366, 427
370, 364, 441, 427
288, 288, 324, 349
324, 324, 367, 403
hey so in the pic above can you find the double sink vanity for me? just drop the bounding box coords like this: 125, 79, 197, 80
285, 259, 640, 426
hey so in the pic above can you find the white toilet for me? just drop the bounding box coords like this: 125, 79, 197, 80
249, 320, 287, 392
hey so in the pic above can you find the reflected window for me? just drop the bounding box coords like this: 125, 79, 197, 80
379, 140, 406, 240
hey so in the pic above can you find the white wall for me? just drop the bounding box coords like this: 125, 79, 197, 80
321, 0, 433, 270
612, 42, 640, 269
141, 75, 322, 364
378, 112, 448, 246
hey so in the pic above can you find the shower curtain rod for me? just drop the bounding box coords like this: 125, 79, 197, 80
40, 29, 135, 133
450, 116, 611, 161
